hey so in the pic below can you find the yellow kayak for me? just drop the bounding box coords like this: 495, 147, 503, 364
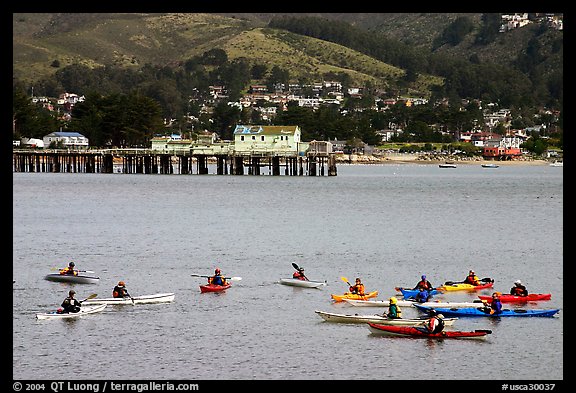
437, 282, 494, 292
331, 291, 378, 302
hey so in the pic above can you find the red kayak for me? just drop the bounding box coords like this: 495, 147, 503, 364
200, 283, 231, 293
367, 323, 491, 340
478, 293, 551, 303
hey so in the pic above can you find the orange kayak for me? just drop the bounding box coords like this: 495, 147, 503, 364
331, 291, 378, 302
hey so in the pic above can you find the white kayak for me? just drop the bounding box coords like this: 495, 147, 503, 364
342, 299, 414, 307
83, 292, 175, 305
279, 278, 327, 288
343, 299, 486, 308
44, 273, 100, 284
36, 304, 107, 320
314, 310, 458, 326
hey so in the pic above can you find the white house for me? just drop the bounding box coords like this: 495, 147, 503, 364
43, 131, 89, 149
232, 125, 302, 155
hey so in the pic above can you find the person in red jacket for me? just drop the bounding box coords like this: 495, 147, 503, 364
292, 266, 308, 280
413, 275, 433, 291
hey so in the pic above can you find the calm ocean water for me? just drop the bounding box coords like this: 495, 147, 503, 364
13, 164, 563, 381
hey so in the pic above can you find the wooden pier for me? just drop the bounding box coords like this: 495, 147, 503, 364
12, 149, 337, 176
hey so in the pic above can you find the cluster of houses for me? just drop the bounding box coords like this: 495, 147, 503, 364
499, 13, 563, 33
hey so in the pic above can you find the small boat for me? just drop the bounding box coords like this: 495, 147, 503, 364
44, 273, 100, 284
481, 163, 499, 168
437, 281, 494, 292
478, 293, 551, 303
413, 304, 560, 317
36, 304, 107, 320
342, 298, 415, 307
200, 283, 231, 293
83, 293, 175, 305
549, 161, 563, 167
331, 291, 378, 302
315, 310, 458, 326
439, 163, 457, 168
343, 299, 486, 308
368, 323, 491, 340
279, 278, 327, 288
397, 287, 441, 298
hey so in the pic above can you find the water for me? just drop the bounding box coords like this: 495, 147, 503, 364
13, 164, 563, 381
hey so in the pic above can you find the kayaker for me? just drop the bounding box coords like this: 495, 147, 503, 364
464, 270, 480, 286
61, 290, 81, 313
209, 268, 227, 286
59, 261, 78, 276
292, 267, 308, 281
386, 296, 402, 319
486, 292, 503, 315
510, 280, 529, 296
113, 281, 130, 298
414, 287, 430, 303
419, 311, 445, 334
349, 278, 365, 296
413, 275, 433, 291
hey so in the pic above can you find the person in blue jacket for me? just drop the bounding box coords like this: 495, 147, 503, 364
210, 268, 227, 286
414, 287, 430, 303
487, 292, 503, 315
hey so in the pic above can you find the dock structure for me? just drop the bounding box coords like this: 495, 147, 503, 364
13, 125, 337, 176
12, 148, 337, 176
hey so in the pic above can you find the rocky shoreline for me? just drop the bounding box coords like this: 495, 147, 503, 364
336, 153, 550, 166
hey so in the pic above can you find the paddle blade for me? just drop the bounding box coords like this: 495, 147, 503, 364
475, 329, 492, 334
292, 263, 300, 270
481, 277, 494, 283
340, 276, 350, 284
228, 277, 242, 281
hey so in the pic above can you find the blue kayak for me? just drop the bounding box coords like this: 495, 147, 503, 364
398, 288, 440, 299
414, 304, 559, 317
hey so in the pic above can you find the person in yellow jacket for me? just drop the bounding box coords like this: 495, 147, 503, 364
386, 296, 402, 319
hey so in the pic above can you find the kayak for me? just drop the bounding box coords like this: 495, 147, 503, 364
331, 291, 378, 302
414, 304, 560, 317
343, 299, 485, 308
478, 293, 552, 303
367, 323, 490, 340
200, 283, 231, 293
342, 298, 414, 307
44, 273, 100, 284
36, 304, 107, 320
397, 287, 441, 298
83, 293, 175, 305
437, 281, 494, 292
315, 310, 458, 326
279, 278, 327, 288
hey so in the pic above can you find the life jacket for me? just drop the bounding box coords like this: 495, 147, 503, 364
490, 298, 503, 313
465, 275, 479, 285
351, 283, 365, 295
293, 271, 306, 280
211, 274, 225, 286
388, 304, 402, 318
427, 316, 444, 333
60, 267, 77, 276
113, 285, 127, 298
61, 296, 80, 313
510, 285, 527, 296
416, 280, 432, 290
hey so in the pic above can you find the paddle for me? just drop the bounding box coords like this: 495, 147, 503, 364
79, 293, 98, 304
51, 267, 96, 274
444, 277, 493, 286
190, 274, 242, 281
475, 329, 493, 334
291, 263, 309, 280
